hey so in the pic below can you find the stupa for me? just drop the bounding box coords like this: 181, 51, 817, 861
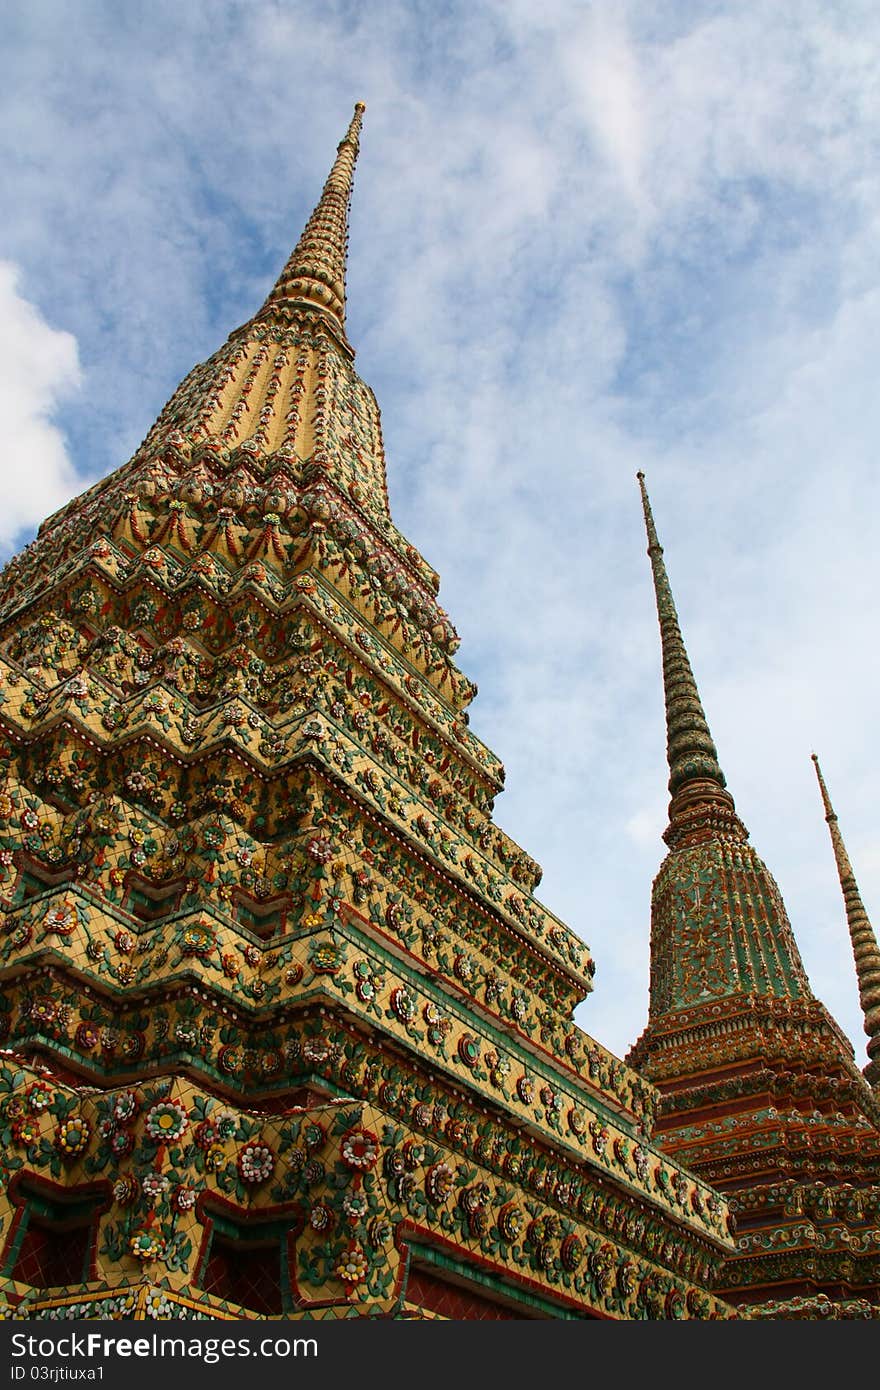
627, 474, 880, 1318
0, 107, 736, 1319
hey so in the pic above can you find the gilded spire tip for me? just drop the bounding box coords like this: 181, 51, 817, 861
255, 104, 366, 346
811, 751, 836, 822
342, 103, 366, 147
636, 471, 662, 555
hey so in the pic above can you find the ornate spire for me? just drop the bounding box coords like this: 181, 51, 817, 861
636, 473, 732, 813
255, 102, 365, 348
812, 754, 880, 1082
630, 472, 813, 1024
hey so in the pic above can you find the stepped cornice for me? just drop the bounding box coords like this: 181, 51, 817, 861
0, 1059, 735, 1320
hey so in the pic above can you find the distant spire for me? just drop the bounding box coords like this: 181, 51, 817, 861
256, 103, 365, 346
812, 753, 880, 1081
637, 472, 731, 807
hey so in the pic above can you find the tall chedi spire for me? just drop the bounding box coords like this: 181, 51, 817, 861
254, 102, 364, 348
812, 754, 880, 1086
0, 113, 739, 1321
628, 475, 880, 1319
632, 472, 810, 1012
636, 471, 730, 810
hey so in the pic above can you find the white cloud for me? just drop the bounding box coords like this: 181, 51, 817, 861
562, 8, 650, 221
0, 261, 82, 547
626, 804, 666, 852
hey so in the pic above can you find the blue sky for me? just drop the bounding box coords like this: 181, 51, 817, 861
2, 0, 879, 1065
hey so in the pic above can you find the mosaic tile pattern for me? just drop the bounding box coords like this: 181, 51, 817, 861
0, 108, 735, 1320
629, 476, 880, 1316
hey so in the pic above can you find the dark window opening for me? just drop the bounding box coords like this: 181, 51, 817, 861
199, 1216, 286, 1316
6, 1190, 97, 1290
406, 1265, 525, 1320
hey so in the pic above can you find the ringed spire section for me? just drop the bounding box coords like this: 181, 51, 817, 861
812, 753, 880, 1085
636, 472, 732, 821
254, 101, 366, 352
